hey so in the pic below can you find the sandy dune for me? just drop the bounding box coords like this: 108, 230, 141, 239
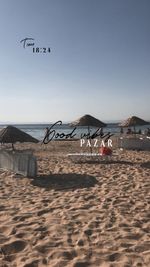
0, 141, 150, 266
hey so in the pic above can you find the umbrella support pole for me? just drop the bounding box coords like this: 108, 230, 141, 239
88, 126, 92, 154
90, 140, 92, 154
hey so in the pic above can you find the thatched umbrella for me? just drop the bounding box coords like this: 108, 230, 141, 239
70, 114, 107, 128
0, 125, 39, 149
119, 116, 149, 133
70, 114, 107, 152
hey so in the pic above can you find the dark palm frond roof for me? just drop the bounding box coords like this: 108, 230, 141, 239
120, 116, 149, 127
70, 114, 107, 127
0, 125, 39, 144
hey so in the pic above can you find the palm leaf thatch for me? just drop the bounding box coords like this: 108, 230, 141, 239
120, 116, 149, 127
70, 114, 106, 153
0, 125, 38, 144
70, 114, 107, 127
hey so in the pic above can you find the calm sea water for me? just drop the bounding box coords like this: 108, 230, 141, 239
0, 123, 149, 141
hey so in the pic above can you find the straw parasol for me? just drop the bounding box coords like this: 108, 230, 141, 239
70, 114, 107, 152
0, 125, 39, 149
119, 116, 149, 133
70, 114, 107, 127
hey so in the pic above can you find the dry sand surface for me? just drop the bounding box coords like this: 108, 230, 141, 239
0, 141, 150, 267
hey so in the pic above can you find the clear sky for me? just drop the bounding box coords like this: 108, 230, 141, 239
0, 0, 149, 123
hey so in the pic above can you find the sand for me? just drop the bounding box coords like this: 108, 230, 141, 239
0, 141, 150, 267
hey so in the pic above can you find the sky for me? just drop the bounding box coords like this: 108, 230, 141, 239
0, 0, 149, 123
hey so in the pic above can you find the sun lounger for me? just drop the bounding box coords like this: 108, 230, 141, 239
118, 137, 150, 151
67, 152, 118, 163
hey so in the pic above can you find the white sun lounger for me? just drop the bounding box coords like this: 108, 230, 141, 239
118, 137, 150, 151
68, 152, 118, 163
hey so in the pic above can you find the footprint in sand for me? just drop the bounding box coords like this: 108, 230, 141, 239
0, 226, 16, 236
84, 228, 93, 237
72, 261, 90, 267
134, 242, 150, 253
106, 252, 123, 262
76, 239, 84, 246
124, 233, 143, 240
15, 232, 27, 239
1, 240, 27, 255
22, 259, 39, 267
120, 242, 134, 248
48, 249, 77, 261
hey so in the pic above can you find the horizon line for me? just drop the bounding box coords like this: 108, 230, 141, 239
0, 119, 150, 125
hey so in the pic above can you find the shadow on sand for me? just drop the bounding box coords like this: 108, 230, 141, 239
31, 173, 98, 190
140, 161, 150, 169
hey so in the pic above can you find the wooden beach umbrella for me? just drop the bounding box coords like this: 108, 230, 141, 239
119, 116, 149, 133
70, 114, 107, 152
0, 125, 39, 149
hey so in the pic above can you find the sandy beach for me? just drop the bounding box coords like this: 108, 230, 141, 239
0, 141, 150, 267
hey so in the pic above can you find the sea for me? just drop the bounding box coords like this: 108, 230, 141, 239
0, 122, 149, 141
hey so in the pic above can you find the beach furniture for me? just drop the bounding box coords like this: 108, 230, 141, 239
67, 150, 118, 163
0, 149, 37, 177
0, 126, 38, 177
119, 116, 149, 134
118, 137, 150, 151
70, 114, 107, 153
0, 125, 38, 149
